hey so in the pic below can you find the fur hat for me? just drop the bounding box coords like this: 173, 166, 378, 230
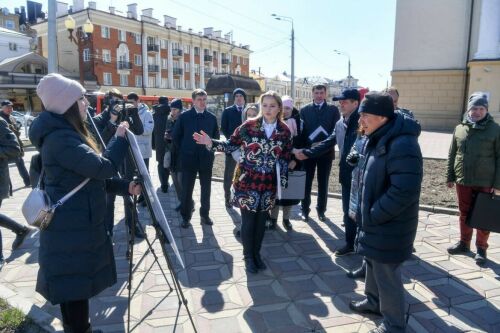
37, 73, 85, 114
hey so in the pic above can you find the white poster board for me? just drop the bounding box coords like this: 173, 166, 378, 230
126, 130, 184, 268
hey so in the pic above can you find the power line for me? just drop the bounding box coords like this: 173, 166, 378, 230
251, 38, 289, 54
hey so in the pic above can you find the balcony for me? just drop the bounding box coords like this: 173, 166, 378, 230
148, 65, 159, 72
204, 55, 213, 62
147, 44, 159, 52
117, 61, 132, 70
173, 68, 183, 75
172, 49, 183, 57
221, 58, 230, 65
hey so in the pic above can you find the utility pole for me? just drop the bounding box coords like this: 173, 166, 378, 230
272, 14, 295, 99
47, 0, 57, 73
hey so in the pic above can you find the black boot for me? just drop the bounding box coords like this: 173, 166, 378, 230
254, 255, 267, 270
347, 262, 366, 279
12, 226, 30, 250
282, 219, 292, 231
447, 241, 470, 255
268, 218, 277, 230
244, 258, 258, 274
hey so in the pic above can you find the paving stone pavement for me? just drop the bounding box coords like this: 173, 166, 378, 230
0, 149, 498, 333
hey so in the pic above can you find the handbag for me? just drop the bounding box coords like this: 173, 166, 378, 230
163, 151, 171, 168
280, 170, 306, 200
22, 169, 90, 230
466, 192, 500, 233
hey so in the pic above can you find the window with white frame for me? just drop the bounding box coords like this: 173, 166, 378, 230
120, 74, 128, 86
173, 79, 180, 89
135, 75, 142, 87
184, 62, 190, 72
184, 45, 190, 54
103, 72, 112, 85
160, 78, 168, 88
102, 49, 111, 63
8, 42, 17, 51
134, 54, 142, 66
119, 30, 126, 42
194, 47, 200, 56
83, 48, 90, 62
134, 33, 141, 44
243, 58, 247, 65
171, 42, 180, 50
161, 58, 167, 69
195, 64, 200, 74
5, 20, 15, 30
173, 60, 180, 69
101, 26, 110, 39
160, 39, 168, 49
185, 79, 190, 88
237, 56, 240, 64
148, 76, 156, 88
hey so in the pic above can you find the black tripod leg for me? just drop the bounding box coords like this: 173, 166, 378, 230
127, 194, 137, 333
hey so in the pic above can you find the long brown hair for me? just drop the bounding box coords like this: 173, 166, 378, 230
63, 102, 100, 153
257, 91, 284, 121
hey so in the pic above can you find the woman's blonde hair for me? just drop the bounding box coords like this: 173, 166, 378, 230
242, 103, 259, 121
257, 91, 283, 121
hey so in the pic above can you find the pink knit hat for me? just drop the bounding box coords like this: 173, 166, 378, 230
37, 73, 85, 114
282, 95, 294, 109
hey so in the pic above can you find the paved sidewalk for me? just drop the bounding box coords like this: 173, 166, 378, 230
0, 150, 498, 332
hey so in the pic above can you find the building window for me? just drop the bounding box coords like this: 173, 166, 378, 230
147, 36, 157, 46
160, 39, 168, 49
213, 51, 217, 59
119, 30, 126, 42
134, 54, 142, 66
161, 58, 167, 69
237, 56, 240, 64
103, 72, 112, 85
101, 26, 110, 39
5, 20, 15, 30
173, 60, 180, 69
161, 79, 168, 88
243, 58, 247, 65
184, 45, 190, 54
184, 62, 190, 72
171, 42, 179, 50
148, 76, 156, 88
134, 33, 141, 44
194, 47, 200, 56
102, 49, 111, 63
8, 42, 17, 51
120, 74, 128, 86
195, 64, 200, 74
185, 79, 190, 88
135, 75, 142, 87
173, 79, 180, 89
83, 48, 90, 62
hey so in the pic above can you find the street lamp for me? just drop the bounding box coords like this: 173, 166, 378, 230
334, 49, 351, 88
272, 14, 294, 100
64, 14, 94, 85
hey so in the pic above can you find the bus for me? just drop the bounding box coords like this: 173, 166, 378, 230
88, 93, 193, 114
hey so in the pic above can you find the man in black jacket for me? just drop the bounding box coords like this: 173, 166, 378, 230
152, 96, 171, 193
296, 89, 360, 255
299, 84, 340, 221
173, 89, 219, 228
220, 88, 246, 207
349, 92, 423, 333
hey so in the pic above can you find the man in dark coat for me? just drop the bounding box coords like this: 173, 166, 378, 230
299, 84, 340, 221
220, 88, 246, 208
348, 92, 423, 333
296, 89, 361, 256
152, 96, 171, 193
173, 89, 219, 228
0, 100, 30, 187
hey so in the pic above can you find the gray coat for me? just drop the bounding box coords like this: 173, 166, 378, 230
0, 118, 20, 200
29, 111, 129, 304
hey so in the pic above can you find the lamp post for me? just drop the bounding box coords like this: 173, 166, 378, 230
272, 14, 294, 100
64, 14, 94, 86
334, 49, 351, 88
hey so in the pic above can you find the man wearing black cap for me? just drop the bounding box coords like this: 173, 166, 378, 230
349, 91, 423, 333
152, 96, 171, 193
299, 84, 340, 221
0, 100, 30, 187
296, 89, 361, 256
220, 88, 246, 208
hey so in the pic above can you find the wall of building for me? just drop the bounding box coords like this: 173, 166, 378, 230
0, 29, 31, 62
391, 69, 466, 130
468, 60, 500, 123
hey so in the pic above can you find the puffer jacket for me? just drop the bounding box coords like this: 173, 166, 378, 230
136, 103, 154, 159
447, 113, 500, 189
357, 114, 423, 264
0, 118, 20, 200
29, 111, 129, 304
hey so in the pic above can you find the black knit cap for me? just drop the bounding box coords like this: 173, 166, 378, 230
233, 88, 247, 102
158, 96, 169, 105
170, 98, 183, 110
358, 91, 395, 118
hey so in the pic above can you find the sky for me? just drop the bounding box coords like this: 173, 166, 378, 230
4, 0, 397, 90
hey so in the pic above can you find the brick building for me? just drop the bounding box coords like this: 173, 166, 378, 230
33, 1, 251, 98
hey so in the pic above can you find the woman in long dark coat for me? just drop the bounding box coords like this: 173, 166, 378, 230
29, 73, 141, 333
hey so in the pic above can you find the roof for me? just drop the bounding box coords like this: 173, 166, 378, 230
0, 26, 29, 38
0, 52, 73, 76
205, 74, 262, 96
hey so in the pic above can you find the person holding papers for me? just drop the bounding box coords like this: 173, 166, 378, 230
193, 91, 292, 274
299, 84, 340, 221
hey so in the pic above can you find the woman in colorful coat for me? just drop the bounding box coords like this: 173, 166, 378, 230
194, 91, 292, 274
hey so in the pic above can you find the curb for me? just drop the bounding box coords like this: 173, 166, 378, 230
0, 284, 61, 332
211, 176, 460, 216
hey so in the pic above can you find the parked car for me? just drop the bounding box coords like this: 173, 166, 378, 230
12, 111, 36, 127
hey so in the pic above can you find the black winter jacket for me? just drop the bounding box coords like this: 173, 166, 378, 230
0, 118, 20, 200
357, 114, 423, 264
221, 104, 243, 138
152, 103, 170, 162
29, 111, 129, 304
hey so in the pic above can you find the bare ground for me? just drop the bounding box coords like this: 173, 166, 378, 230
212, 154, 457, 209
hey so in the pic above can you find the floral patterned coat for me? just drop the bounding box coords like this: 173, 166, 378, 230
212, 117, 292, 212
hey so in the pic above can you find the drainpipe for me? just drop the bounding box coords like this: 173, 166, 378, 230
461, 0, 474, 120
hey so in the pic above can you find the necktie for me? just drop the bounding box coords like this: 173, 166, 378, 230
237, 106, 242, 112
